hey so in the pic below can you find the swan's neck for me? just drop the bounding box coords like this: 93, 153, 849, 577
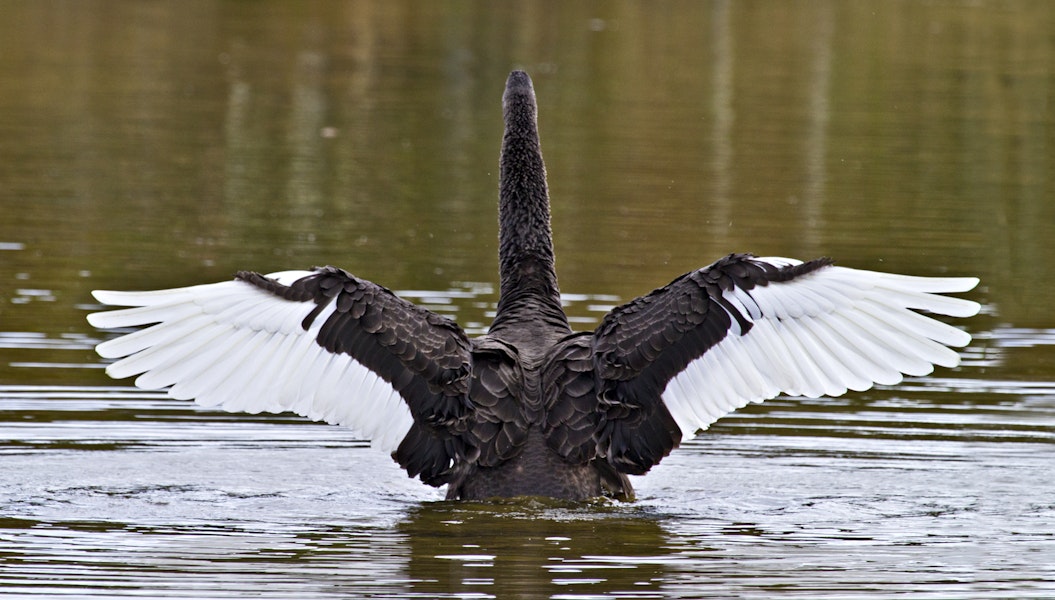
490, 71, 570, 343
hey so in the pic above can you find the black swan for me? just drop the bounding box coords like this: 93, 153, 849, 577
88, 71, 980, 501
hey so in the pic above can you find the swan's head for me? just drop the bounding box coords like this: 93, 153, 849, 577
503, 70, 537, 124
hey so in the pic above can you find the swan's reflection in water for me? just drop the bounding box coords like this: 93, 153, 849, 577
399, 499, 672, 598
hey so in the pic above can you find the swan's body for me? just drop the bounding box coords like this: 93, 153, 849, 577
88, 71, 980, 501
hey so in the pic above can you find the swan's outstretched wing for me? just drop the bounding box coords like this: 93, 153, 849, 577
88, 266, 474, 486
545, 253, 980, 475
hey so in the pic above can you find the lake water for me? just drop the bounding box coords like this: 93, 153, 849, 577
2, 1, 1054, 598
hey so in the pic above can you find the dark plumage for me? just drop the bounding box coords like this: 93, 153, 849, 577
88, 71, 980, 501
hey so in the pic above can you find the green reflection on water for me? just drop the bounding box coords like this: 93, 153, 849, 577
2, 2, 1051, 338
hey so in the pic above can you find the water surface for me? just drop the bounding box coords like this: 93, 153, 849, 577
2, 1, 1054, 598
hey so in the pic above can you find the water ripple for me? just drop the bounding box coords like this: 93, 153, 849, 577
2, 381, 1054, 598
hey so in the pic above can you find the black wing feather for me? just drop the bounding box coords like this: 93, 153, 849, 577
544, 253, 833, 475
237, 267, 475, 487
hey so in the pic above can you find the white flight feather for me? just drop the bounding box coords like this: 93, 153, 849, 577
89, 272, 415, 453
662, 258, 979, 441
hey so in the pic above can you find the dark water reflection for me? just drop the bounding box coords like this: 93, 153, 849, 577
400, 502, 671, 597
3, 1, 1055, 598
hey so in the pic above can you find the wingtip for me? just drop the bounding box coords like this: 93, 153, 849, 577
85, 310, 108, 329
950, 298, 982, 319
940, 276, 981, 294
90, 289, 116, 304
